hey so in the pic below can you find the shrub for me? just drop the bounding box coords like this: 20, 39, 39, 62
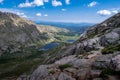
100, 68, 120, 78
59, 64, 73, 70
102, 44, 120, 54
49, 70, 55, 74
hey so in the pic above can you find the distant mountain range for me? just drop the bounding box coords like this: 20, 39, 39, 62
36, 21, 95, 34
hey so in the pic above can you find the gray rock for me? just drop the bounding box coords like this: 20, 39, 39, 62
92, 54, 113, 69
70, 59, 90, 68
92, 53, 120, 69
30, 65, 49, 80
110, 55, 120, 71
76, 68, 90, 80
100, 32, 119, 46
17, 75, 29, 80
90, 70, 102, 79
113, 28, 120, 35
58, 72, 75, 80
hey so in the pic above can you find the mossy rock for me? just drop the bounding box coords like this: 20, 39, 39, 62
102, 44, 120, 54
59, 64, 73, 70
100, 68, 120, 78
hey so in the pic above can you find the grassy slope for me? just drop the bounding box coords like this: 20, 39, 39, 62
37, 25, 80, 42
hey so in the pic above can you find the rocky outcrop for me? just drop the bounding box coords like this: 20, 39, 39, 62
100, 28, 120, 46
30, 65, 50, 80
58, 73, 75, 80
110, 54, 120, 71
29, 55, 92, 80
92, 52, 120, 71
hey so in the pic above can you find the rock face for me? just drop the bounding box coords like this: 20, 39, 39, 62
0, 12, 49, 55
30, 65, 49, 80
92, 53, 119, 69
100, 29, 120, 46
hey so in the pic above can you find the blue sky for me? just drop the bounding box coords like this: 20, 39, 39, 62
0, 0, 120, 23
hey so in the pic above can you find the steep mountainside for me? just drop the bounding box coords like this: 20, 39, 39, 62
27, 13, 120, 80
78, 13, 120, 42
37, 25, 69, 33
0, 12, 69, 55
0, 12, 53, 55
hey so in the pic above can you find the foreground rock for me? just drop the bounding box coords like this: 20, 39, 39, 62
110, 55, 120, 71
29, 54, 101, 80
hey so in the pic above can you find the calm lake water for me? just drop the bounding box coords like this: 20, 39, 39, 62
39, 42, 59, 51
39, 40, 75, 51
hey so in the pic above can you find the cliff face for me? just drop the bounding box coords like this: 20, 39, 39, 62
28, 13, 120, 80
0, 12, 41, 55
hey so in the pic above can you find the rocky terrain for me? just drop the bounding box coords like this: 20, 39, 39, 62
0, 11, 69, 56
18, 13, 120, 80
0, 12, 120, 80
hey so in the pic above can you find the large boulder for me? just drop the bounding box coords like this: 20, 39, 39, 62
69, 59, 91, 68
113, 28, 120, 35
92, 52, 120, 70
90, 70, 102, 79
92, 54, 114, 69
76, 68, 90, 80
110, 55, 120, 71
58, 73, 75, 80
100, 32, 119, 46
30, 65, 55, 80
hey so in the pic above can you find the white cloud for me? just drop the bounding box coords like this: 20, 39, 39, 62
97, 10, 111, 16
65, 0, 70, 5
44, 14, 48, 16
0, 8, 28, 18
52, 0, 62, 7
0, 8, 12, 12
16, 12, 27, 18
61, 9, 67, 11
0, 8, 20, 14
0, 0, 3, 3
33, 0, 44, 6
18, 2, 33, 8
112, 10, 119, 14
88, 1, 98, 7
97, 9, 119, 16
18, 0, 73, 7
36, 13, 42, 16
18, 0, 48, 8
